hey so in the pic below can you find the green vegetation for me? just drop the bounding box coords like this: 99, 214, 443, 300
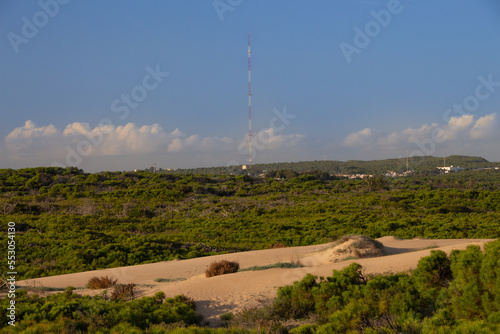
1, 166, 500, 279
0, 161, 499, 332
0, 289, 200, 333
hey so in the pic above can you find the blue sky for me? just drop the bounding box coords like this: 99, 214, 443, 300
1, 0, 500, 172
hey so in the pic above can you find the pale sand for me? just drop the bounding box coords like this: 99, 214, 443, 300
17, 237, 496, 326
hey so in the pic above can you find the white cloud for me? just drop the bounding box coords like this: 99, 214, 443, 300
63, 122, 92, 136
167, 132, 233, 153
344, 114, 499, 146
6, 120, 58, 140
436, 115, 475, 141
232, 127, 306, 166
399, 123, 438, 143
342, 113, 500, 159
236, 128, 305, 153
343, 128, 375, 146
5, 120, 59, 150
95, 123, 169, 156
470, 113, 498, 140
5, 121, 237, 157
254, 128, 305, 149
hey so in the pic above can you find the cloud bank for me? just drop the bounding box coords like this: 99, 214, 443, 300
3, 120, 305, 171
3, 113, 498, 172
343, 113, 499, 157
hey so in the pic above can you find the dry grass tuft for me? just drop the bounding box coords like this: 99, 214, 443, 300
205, 260, 240, 278
87, 276, 117, 289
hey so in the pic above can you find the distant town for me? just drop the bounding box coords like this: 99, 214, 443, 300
137, 155, 500, 179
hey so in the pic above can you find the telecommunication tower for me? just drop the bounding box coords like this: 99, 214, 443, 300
247, 32, 252, 168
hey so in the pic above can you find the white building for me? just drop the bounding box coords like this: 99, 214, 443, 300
437, 165, 464, 173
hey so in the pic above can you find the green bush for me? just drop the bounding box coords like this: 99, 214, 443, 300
412, 250, 451, 301
273, 273, 318, 319
0, 291, 201, 331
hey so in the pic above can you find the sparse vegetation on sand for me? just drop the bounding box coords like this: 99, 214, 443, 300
205, 260, 240, 277
154, 277, 187, 283
239, 262, 304, 272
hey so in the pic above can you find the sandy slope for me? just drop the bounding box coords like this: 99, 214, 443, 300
18, 237, 495, 326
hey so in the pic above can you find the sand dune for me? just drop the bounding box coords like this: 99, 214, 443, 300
18, 237, 495, 326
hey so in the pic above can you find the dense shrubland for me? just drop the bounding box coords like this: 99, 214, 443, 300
0, 166, 499, 280
0, 289, 200, 333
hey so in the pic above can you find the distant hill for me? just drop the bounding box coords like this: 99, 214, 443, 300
165, 155, 494, 176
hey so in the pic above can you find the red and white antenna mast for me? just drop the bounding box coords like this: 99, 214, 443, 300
247, 32, 252, 169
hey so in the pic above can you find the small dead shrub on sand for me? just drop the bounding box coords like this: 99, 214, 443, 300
0, 276, 7, 291
23, 280, 48, 293
87, 276, 117, 289
111, 283, 136, 300
205, 260, 239, 277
